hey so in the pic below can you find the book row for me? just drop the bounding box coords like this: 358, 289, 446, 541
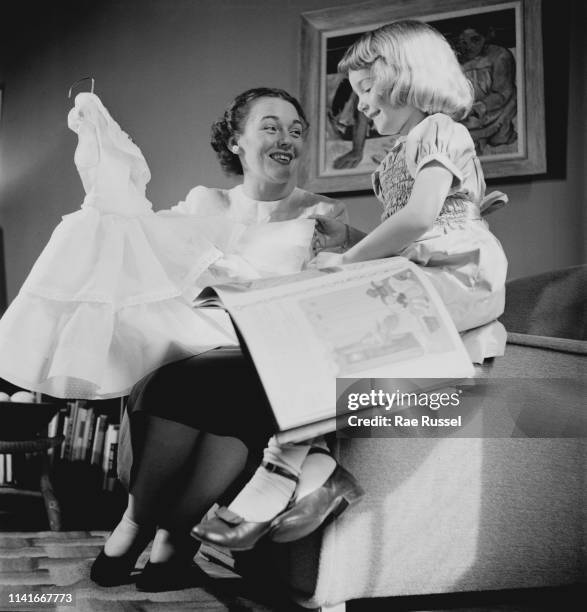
0, 400, 121, 491
53, 400, 121, 491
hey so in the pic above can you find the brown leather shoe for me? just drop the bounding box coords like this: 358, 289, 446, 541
270, 464, 364, 544
191, 506, 280, 551
191, 460, 299, 551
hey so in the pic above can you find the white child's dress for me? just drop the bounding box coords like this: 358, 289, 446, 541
0, 93, 316, 399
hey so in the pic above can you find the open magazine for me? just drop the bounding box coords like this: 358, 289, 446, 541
194, 257, 474, 443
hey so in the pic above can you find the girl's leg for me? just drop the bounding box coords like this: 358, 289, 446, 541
150, 432, 249, 564
226, 436, 338, 521
227, 438, 310, 521
189, 437, 312, 551
295, 437, 337, 499
190, 436, 354, 550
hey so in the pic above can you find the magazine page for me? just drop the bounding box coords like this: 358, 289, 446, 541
205, 257, 474, 432
193, 268, 328, 308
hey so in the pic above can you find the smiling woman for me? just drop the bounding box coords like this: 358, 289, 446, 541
0, 84, 349, 586
232, 98, 306, 200
87, 87, 352, 591
210, 87, 309, 201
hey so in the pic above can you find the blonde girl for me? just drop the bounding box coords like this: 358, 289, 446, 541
193, 21, 508, 556
313, 20, 508, 357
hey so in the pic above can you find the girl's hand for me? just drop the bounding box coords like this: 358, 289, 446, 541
307, 251, 345, 269
310, 215, 348, 254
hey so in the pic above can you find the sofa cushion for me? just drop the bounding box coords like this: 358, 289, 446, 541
500, 265, 586, 340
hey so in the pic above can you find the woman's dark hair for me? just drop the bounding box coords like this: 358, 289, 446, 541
210, 87, 309, 176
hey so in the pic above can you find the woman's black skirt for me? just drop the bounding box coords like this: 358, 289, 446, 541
117, 346, 276, 488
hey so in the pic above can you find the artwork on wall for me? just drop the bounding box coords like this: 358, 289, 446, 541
299, 0, 546, 193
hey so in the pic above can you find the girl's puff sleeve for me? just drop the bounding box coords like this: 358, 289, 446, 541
405, 114, 479, 195
67, 103, 100, 169
67, 105, 83, 134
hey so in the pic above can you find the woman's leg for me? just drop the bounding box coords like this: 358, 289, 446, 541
93, 346, 277, 586
150, 432, 249, 564
104, 414, 203, 558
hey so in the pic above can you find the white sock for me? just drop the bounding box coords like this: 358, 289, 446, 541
148, 528, 175, 564
104, 511, 145, 557
148, 528, 197, 564
296, 450, 336, 500
228, 439, 310, 522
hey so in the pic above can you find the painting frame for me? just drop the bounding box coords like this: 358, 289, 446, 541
299, 0, 546, 193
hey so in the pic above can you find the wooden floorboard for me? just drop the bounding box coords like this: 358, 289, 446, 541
0, 531, 304, 612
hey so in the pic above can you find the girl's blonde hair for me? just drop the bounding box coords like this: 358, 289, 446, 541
338, 20, 473, 120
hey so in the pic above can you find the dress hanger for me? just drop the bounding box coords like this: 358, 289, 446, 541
67, 77, 95, 99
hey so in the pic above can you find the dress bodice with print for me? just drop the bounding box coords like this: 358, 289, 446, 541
372, 113, 485, 226
371, 114, 508, 362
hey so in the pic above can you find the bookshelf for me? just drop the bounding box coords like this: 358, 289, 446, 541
0, 378, 126, 531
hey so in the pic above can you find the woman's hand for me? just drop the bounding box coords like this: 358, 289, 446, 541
310, 215, 348, 255
307, 251, 345, 269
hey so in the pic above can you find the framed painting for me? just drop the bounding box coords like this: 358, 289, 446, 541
299, 0, 546, 193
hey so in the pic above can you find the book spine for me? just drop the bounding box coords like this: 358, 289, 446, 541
72, 407, 88, 461
102, 424, 120, 491
5, 454, 12, 485
63, 401, 78, 461
59, 416, 70, 460
81, 407, 95, 462
0, 454, 4, 485
90, 414, 108, 466
47, 410, 60, 438
47, 409, 61, 463
56, 407, 68, 458
101, 426, 113, 476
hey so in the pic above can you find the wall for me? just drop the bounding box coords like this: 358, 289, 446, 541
0, 0, 584, 301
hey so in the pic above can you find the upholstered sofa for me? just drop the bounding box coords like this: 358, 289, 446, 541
237, 265, 586, 611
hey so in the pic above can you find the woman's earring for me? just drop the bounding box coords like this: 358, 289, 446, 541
231, 146, 239, 154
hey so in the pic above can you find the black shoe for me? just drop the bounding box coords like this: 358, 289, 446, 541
136, 558, 209, 592
90, 548, 140, 587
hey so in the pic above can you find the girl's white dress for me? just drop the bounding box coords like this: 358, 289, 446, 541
0, 93, 320, 399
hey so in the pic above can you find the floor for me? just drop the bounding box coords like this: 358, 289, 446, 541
1, 529, 583, 612
0, 530, 305, 612
0, 498, 583, 612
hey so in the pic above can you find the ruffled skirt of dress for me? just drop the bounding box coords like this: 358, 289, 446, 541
0, 206, 241, 399
0, 205, 317, 399
400, 218, 508, 363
